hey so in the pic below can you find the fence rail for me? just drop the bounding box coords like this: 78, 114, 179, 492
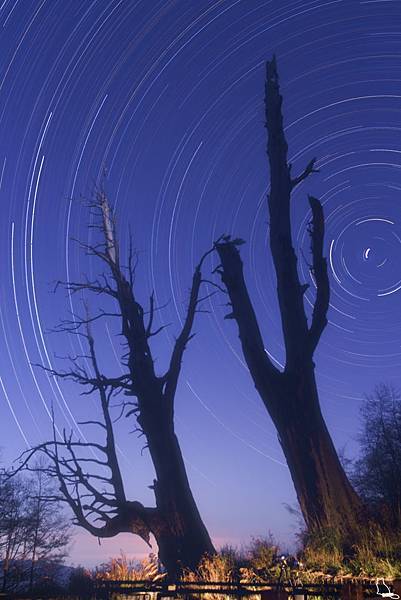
93, 578, 399, 599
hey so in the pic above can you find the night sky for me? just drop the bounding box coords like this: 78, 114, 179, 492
1, 0, 401, 566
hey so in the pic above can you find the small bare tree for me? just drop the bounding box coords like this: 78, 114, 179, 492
353, 384, 401, 528
0, 467, 69, 593
17, 194, 215, 576
0, 473, 30, 592
26, 466, 71, 592
214, 58, 363, 537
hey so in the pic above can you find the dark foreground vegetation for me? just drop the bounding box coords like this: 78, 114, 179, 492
2, 541, 401, 598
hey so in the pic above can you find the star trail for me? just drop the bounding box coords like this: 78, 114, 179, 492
1, 0, 401, 564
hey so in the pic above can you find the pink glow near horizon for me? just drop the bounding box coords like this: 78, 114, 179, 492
68, 530, 241, 569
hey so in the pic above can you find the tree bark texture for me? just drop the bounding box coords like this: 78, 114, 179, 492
214, 57, 364, 536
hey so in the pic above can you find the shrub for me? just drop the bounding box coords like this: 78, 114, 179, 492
247, 536, 279, 571
68, 566, 94, 597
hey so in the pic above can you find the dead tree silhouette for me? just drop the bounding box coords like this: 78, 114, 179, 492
16, 194, 215, 576
214, 58, 363, 537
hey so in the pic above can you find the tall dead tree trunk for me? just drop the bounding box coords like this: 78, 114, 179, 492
215, 58, 364, 536
17, 195, 215, 577
102, 199, 215, 573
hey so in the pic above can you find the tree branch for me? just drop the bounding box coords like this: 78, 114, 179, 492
290, 158, 319, 190
55, 276, 118, 299
37, 361, 131, 395
85, 324, 127, 504
214, 239, 281, 392
307, 195, 329, 354
265, 56, 310, 368
163, 247, 214, 409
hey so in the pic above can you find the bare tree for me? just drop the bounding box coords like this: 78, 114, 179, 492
0, 473, 30, 592
17, 194, 215, 576
0, 467, 69, 593
352, 384, 401, 529
214, 58, 363, 537
26, 466, 71, 592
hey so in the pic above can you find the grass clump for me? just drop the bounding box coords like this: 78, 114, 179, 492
300, 527, 345, 579
95, 552, 165, 581
182, 553, 236, 600
182, 536, 281, 583
183, 553, 235, 582
349, 526, 401, 579
299, 524, 401, 581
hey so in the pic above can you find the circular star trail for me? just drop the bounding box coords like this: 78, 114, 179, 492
1, 0, 401, 554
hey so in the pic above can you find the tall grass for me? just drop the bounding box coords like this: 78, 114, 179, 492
349, 525, 401, 579
299, 523, 401, 580
91, 525, 401, 589
182, 553, 235, 600
183, 553, 235, 582
95, 552, 165, 581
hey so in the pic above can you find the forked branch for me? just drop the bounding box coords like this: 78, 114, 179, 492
163, 247, 215, 408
